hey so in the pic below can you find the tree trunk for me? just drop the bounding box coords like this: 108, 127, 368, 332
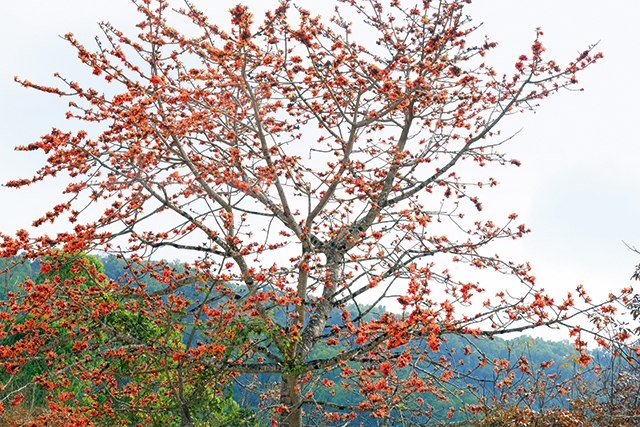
180, 402, 194, 427
279, 373, 302, 427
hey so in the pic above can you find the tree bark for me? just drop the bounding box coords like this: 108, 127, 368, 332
279, 373, 301, 427
180, 402, 194, 427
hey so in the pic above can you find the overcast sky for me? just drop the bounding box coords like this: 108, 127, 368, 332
1, 0, 639, 338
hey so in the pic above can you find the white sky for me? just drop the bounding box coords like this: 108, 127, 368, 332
1, 0, 639, 338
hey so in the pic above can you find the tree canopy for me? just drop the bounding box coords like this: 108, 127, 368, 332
0, 0, 632, 426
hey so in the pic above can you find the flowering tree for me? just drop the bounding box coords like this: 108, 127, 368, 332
0, 0, 625, 426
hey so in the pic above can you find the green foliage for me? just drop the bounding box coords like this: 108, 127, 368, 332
35, 250, 105, 284
0, 255, 35, 298
0, 251, 107, 409
0, 252, 259, 426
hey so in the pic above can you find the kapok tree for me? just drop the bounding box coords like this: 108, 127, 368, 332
0, 0, 626, 426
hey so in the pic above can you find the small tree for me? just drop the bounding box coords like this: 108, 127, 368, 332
0, 0, 626, 426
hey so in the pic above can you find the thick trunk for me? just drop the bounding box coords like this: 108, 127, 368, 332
279, 373, 302, 427
180, 403, 194, 427
279, 254, 341, 426
298, 253, 341, 358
